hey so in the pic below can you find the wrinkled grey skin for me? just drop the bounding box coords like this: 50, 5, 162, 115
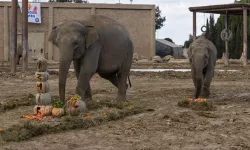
187, 36, 217, 99
16, 43, 23, 65
48, 15, 134, 103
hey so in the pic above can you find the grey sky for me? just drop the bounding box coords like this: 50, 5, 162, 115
2, 0, 234, 45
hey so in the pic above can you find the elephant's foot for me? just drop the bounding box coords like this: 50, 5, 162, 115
84, 92, 92, 102
84, 96, 92, 102
117, 93, 127, 102
201, 87, 210, 98
195, 91, 200, 99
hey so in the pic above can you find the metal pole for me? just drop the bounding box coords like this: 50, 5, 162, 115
224, 12, 229, 66
22, 0, 28, 71
243, 8, 248, 66
193, 11, 196, 41
11, 0, 17, 75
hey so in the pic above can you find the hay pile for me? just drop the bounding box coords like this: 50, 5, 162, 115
0, 94, 35, 113
177, 98, 216, 111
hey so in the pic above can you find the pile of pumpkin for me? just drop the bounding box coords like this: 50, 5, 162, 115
177, 97, 216, 111
23, 94, 87, 120
52, 94, 87, 117
187, 98, 208, 103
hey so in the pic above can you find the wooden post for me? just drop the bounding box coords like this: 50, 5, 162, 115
22, 0, 28, 72
11, 0, 18, 75
193, 11, 196, 40
224, 12, 229, 66
243, 8, 248, 66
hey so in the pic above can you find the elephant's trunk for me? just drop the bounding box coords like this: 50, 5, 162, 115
195, 75, 202, 99
59, 60, 72, 103
194, 58, 204, 99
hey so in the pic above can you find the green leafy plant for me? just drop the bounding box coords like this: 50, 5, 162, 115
52, 100, 65, 108
69, 94, 81, 101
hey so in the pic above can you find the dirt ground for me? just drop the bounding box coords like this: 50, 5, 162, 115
0, 61, 250, 150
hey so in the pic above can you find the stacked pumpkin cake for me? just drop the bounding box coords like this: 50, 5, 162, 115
34, 57, 53, 116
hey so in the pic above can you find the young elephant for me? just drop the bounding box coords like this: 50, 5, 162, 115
16, 43, 23, 65
187, 36, 217, 99
48, 15, 134, 103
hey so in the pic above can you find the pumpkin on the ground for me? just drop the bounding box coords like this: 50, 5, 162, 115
66, 94, 87, 116
52, 100, 65, 117
52, 108, 65, 117
34, 105, 53, 116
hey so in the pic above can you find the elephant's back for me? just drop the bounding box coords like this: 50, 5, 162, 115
91, 15, 133, 73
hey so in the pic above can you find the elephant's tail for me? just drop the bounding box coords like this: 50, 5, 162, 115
128, 76, 132, 88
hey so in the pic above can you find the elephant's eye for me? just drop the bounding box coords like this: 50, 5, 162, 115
73, 41, 78, 47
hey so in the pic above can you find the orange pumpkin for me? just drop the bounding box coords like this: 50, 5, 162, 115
52, 108, 65, 117
66, 99, 87, 116
34, 105, 53, 116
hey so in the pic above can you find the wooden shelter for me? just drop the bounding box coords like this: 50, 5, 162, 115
189, 3, 250, 66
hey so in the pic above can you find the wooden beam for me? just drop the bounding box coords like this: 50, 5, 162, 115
22, 0, 28, 72
193, 11, 196, 41
224, 12, 229, 66
191, 7, 243, 12
11, 0, 17, 75
243, 8, 248, 66
189, 3, 250, 12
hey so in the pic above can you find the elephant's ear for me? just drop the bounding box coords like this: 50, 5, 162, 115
86, 25, 99, 49
48, 25, 59, 47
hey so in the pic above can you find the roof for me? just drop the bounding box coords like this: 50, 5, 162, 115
156, 39, 182, 48
189, 3, 250, 15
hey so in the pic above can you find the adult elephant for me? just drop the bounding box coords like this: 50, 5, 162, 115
48, 15, 134, 103
187, 36, 217, 99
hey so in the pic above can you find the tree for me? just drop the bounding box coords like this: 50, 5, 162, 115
183, 0, 250, 59
204, 19, 209, 38
155, 6, 166, 31
164, 38, 175, 43
183, 34, 193, 48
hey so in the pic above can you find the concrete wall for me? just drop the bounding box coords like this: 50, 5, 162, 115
0, 2, 155, 61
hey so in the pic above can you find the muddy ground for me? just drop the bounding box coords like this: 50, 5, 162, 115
0, 60, 250, 150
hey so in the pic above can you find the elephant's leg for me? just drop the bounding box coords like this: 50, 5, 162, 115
116, 54, 132, 101
117, 73, 128, 101
202, 68, 214, 98
74, 59, 92, 101
191, 66, 197, 97
191, 68, 196, 88
76, 70, 96, 102
76, 43, 101, 101
84, 83, 92, 101
16, 56, 20, 65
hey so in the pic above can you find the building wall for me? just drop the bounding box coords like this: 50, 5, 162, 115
173, 47, 184, 58
0, 6, 4, 61
0, 2, 155, 61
